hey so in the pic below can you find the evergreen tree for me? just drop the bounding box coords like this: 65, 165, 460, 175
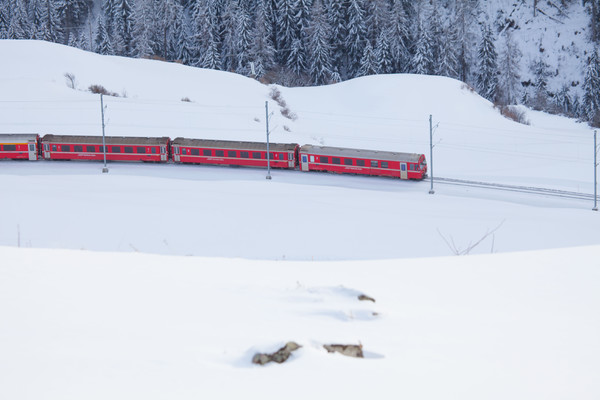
554, 84, 573, 116
202, 28, 221, 69
287, 36, 306, 80
411, 19, 434, 75
357, 42, 377, 77
95, 15, 112, 54
41, 0, 62, 42
530, 56, 552, 110
306, 0, 332, 85
113, 0, 134, 56
233, 5, 253, 74
276, 0, 299, 63
365, 0, 389, 44
387, 0, 411, 73
427, 2, 443, 73
57, 0, 92, 44
497, 30, 522, 105
454, 0, 478, 84
247, 0, 276, 78
436, 21, 459, 78
0, 2, 8, 39
132, 0, 157, 58
328, 0, 348, 78
345, 0, 367, 76
375, 30, 393, 74
28, 0, 45, 39
8, 0, 30, 39
582, 47, 600, 124
476, 24, 499, 102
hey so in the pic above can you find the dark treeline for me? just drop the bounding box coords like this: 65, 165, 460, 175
1, 0, 600, 125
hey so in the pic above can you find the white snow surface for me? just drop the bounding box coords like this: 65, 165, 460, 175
1, 41, 599, 399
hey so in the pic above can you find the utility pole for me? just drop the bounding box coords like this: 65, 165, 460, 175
429, 114, 434, 194
594, 130, 598, 211
265, 101, 271, 180
101, 94, 108, 173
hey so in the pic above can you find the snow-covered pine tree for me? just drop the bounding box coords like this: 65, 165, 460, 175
56, 0, 91, 45
582, 47, 600, 125
113, 0, 134, 56
497, 30, 522, 105
132, 0, 156, 59
530, 56, 552, 111
554, 84, 573, 116
176, 12, 194, 65
357, 42, 377, 77
411, 18, 434, 75
286, 36, 307, 82
94, 15, 113, 55
345, 0, 367, 77
387, 0, 411, 73
454, 0, 478, 84
306, 0, 332, 85
28, 0, 45, 39
247, 0, 276, 79
233, 5, 253, 74
276, 0, 299, 63
0, 2, 8, 39
427, 2, 443, 74
476, 24, 499, 102
202, 27, 221, 69
365, 0, 389, 45
41, 0, 62, 42
327, 0, 348, 78
436, 20, 459, 79
375, 30, 393, 74
7, 0, 29, 39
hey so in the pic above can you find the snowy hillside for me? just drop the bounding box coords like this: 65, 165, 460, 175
1, 39, 600, 400
1, 40, 599, 260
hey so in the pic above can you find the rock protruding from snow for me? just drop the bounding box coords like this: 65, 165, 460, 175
323, 344, 364, 358
252, 342, 302, 365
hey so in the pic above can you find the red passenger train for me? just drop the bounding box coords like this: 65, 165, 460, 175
1, 133, 427, 180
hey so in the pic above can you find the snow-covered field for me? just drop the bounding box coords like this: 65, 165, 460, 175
1, 41, 599, 399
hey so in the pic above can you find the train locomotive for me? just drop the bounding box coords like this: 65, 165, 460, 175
1, 133, 428, 180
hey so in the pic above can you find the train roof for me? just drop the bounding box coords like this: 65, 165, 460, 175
172, 137, 299, 152
42, 134, 169, 145
299, 145, 424, 163
0, 133, 39, 143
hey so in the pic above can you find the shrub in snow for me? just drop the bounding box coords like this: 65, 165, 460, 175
323, 344, 364, 358
88, 84, 119, 97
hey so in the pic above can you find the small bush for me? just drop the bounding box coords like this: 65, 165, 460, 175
64, 72, 77, 89
181, 97, 192, 102
88, 84, 119, 97
280, 108, 297, 121
496, 104, 530, 125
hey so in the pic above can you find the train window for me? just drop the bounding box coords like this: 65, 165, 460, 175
381, 162, 389, 169
44, 144, 49, 151
356, 159, 365, 167
124, 146, 134, 153
86, 146, 95, 152
370, 160, 378, 167
52, 145, 57, 151
137, 147, 146, 153
29, 144, 35, 151
310, 155, 315, 162
228, 151, 236, 157
344, 158, 353, 165
151, 147, 157, 154
332, 157, 341, 164
321, 156, 328, 163
98, 146, 105, 153
191, 148, 200, 156
61, 145, 70, 152
240, 151, 249, 158
3, 144, 16, 151
215, 150, 224, 157
203, 149, 212, 156
74, 145, 83, 152
410, 164, 415, 170
112, 146, 121, 153
252, 152, 261, 159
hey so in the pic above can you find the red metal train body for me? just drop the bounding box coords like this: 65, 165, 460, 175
0, 133, 428, 180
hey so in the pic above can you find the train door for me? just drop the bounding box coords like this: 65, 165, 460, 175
160, 145, 167, 161
400, 163, 408, 179
288, 152, 295, 168
28, 142, 37, 160
43, 143, 50, 159
300, 154, 309, 171
173, 146, 180, 162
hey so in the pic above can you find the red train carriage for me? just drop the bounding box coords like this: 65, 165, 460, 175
298, 145, 427, 180
0, 134, 40, 160
171, 138, 299, 169
41, 135, 170, 163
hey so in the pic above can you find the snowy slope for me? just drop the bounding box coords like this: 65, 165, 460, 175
1, 245, 599, 400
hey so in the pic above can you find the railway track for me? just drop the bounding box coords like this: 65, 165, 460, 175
433, 177, 599, 202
